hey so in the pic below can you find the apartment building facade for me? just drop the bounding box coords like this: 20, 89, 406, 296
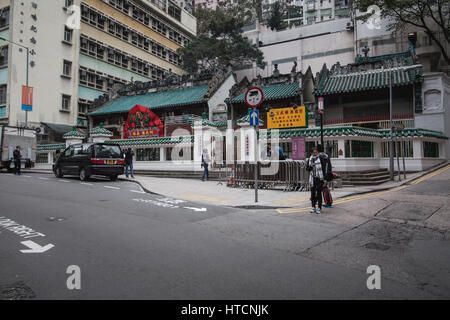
0, 0, 196, 143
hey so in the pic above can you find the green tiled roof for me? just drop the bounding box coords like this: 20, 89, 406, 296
108, 135, 194, 147
261, 126, 448, 139
88, 85, 208, 116
37, 144, 66, 151
63, 127, 85, 138
90, 127, 113, 136
315, 68, 423, 96
227, 82, 300, 104
192, 119, 228, 128
237, 114, 264, 125
380, 128, 448, 139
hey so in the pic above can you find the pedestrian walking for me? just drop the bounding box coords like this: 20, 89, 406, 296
306, 146, 329, 214
273, 145, 286, 160
13, 146, 22, 176
261, 145, 271, 161
318, 145, 334, 208
201, 148, 210, 181
124, 148, 134, 178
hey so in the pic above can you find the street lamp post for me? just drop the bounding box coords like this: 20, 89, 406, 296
0, 37, 30, 127
388, 64, 422, 181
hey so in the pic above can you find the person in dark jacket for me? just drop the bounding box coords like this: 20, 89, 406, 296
124, 148, 134, 178
306, 146, 329, 214
318, 144, 334, 208
13, 146, 22, 176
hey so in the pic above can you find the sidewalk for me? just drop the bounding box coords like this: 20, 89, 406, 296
120, 169, 435, 208
21, 161, 448, 208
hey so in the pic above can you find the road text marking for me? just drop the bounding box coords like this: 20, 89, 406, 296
20, 240, 54, 253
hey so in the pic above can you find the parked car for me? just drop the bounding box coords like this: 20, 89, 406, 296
53, 143, 124, 181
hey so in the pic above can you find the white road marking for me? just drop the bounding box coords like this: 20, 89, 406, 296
38, 177, 49, 180
130, 190, 145, 194
20, 240, 54, 253
80, 182, 93, 186
104, 186, 120, 190
23, 175, 32, 178
184, 207, 207, 212
58, 179, 70, 183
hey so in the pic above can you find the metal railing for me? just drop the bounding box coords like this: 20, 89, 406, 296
232, 160, 309, 192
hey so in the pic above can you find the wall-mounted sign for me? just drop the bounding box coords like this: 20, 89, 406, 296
123, 104, 164, 139
318, 97, 324, 114
292, 136, 306, 160
267, 105, 307, 129
127, 127, 159, 139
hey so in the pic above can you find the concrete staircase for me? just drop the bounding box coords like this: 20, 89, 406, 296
338, 169, 397, 186
133, 169, 229, 181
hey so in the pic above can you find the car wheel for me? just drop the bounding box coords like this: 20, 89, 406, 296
79, 168, 89, 181
55, 167, 64, 178
109, 174, 118, 181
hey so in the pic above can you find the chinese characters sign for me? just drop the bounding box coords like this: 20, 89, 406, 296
267, 106, 307, 129
123, 104, 164, 139
127, 127, 159, 139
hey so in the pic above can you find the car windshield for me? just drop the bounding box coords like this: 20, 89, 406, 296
94, 145, 122, 158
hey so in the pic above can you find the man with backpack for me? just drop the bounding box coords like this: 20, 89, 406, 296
319, 144, 333, 208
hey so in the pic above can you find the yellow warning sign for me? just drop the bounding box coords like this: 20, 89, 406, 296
267, 106, 307, 129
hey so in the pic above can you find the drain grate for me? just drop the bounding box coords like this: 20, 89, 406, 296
0, 281, 36, 300
364, 242, 390, 251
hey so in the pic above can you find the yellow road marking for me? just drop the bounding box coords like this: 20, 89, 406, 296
277, 165, 449, 214
276, 196, 310, 205
179, 193, 230, 204
410, 164, 450, 185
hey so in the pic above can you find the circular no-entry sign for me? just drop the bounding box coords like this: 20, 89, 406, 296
244, 87, 264, 108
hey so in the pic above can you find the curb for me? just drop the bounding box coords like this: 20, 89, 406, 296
118, 177, 161, 196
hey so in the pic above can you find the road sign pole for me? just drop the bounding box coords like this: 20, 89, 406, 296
254, 124, 258, 203
244, 87, 263, 204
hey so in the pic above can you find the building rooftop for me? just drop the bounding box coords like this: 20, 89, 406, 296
88, 85, 208, 116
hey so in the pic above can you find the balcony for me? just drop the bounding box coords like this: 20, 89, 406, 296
324, 114, 414, 128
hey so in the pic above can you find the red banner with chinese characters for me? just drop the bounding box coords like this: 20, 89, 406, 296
123, 104, 164, 139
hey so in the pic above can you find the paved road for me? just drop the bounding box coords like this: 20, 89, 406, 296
0, 170, 449, 299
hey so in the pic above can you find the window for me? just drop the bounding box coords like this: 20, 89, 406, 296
168, 1, 181, 21
0, 84, 5, 117
0, 7, 10, 28
63, 60, 72, 77
345, 140, 374, 158
0, 46, 7, 66
94, 144, 122, 158
73, 146, 83, 155
381, 141, 413, 158
63, 26, 73, 43
62, 95, 71, 111
36, 153, 49, 164
64, 147, 73, 157
64, 0, 74, 8
136, 148, 160, 161
0, 85, 6, 104
424, 141, 439, 158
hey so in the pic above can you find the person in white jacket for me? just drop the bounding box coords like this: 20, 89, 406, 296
201, 148, 210, 181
